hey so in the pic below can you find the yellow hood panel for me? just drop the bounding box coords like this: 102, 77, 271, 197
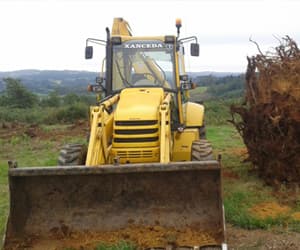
115, 88, 164, 121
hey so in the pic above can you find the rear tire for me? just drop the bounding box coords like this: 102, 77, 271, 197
58, 143, 87, 166
191, 139, 214, 161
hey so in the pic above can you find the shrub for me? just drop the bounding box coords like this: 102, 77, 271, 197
44, 103, 88, 124
1, 78, 38, 108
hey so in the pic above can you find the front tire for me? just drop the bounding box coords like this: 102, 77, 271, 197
58, 143, 87, 166
191, 140, 214, 161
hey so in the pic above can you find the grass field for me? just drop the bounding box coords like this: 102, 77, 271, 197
1, 122, 300, 249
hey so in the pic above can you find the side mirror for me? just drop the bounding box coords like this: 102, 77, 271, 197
85, 46, 93, 59
191, 43, 199, 57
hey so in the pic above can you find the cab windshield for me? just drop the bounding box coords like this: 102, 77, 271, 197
112, 41, 175, 92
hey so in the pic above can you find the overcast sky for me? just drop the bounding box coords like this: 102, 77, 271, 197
0, 0, 299, 73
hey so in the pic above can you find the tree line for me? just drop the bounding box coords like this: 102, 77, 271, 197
194, 74, 245, 98
0, 78, 96, 124
0, 78, 94, 108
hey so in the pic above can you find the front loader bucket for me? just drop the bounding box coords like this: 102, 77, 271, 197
4, 161, 225, 250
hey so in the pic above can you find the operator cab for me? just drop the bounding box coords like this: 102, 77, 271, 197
111, 39, 176, 92
85, 35, 199, 97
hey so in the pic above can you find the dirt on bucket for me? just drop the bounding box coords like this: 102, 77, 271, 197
6, 226, 219, 250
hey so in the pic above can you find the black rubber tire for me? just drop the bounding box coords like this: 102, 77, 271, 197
191, 139, 214, 161
58, 143, 87, 166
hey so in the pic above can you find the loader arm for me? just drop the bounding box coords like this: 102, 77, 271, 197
132, 54, 170, 87
112, 17, 132, 36
160, 93, 172, 163
86, 94, 119, 166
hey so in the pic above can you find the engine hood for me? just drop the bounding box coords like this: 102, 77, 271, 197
115, 88, 164, 121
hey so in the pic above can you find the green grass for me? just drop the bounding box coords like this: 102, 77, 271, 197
223, 182, 279, 230
189, 86, 208, 95
224, 182, 296, 230
207, 125, 244, 150
64, 241, 136, 250
207, 125, 300, 230
204, 98, 242, 125
2, 136, 57, 167
41, 124, 72, 132
95, 241, 136, 250
207, 125, 249, 176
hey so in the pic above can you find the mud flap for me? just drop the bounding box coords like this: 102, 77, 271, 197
4, 161, 225, 250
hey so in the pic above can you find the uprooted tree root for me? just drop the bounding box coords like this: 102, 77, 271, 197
230, 36, 300, 186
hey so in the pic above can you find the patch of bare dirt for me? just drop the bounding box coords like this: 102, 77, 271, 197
227, 225, 300, 250
0, 120, 89, 140
291, 212, 300, 221
0, 122, 26, 139
249, 202, 291, 220
223, 170, 240, 180
271, 187, 300, 206
228, 147, 248, 157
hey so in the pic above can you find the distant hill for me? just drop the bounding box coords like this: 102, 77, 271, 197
188, 71, 241, 78
0, 70, 98, 95
0, 70, 242, 95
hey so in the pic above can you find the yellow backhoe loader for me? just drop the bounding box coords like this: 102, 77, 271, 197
3, 18, 227, 250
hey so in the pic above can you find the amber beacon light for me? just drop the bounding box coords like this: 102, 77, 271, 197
176, 18, 182, 37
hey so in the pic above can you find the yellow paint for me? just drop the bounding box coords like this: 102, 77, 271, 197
174, 40, 184, 124
86, 95, 119, 166
112, 18, 132, 36
111, 88, 164, 163
115, 88, 163, 121
159, 93, 171, 163
115, 35, 167, 43
183, 102, 204, 127
172, 129, 199, 161
110, 147, 160, 164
